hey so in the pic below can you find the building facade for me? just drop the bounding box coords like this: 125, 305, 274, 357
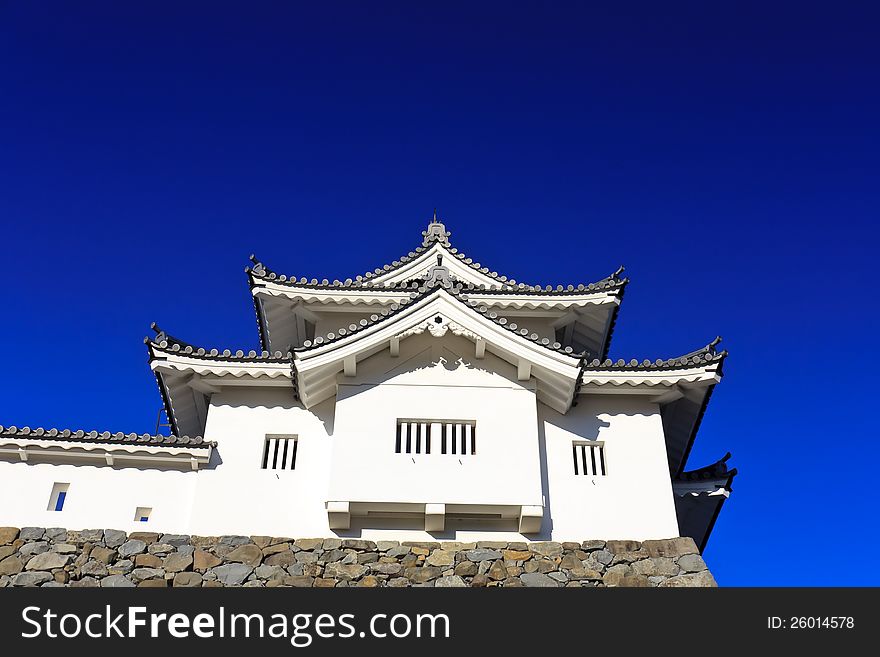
0, 217, 735, 550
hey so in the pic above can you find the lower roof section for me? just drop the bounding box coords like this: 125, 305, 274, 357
672, 453, 737, 552
0, 425, 213, 470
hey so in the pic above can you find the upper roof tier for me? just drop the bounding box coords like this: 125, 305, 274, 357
247, 214, 628, 359
247, 213, 628, 294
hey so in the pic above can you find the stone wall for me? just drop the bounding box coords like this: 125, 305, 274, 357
0, 527, 717, 587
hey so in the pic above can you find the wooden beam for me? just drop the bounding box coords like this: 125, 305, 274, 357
192, 389, 208, 429
187, 375, 221, 395
475, 338, 486, 359
343, 355, 356, 377
649, 387, 685, 404
517, 359, 532, 381
288, 300, 320, 324
550, 310, 580, 329
679, 384, 708, 404
390, 336, 400, 357
519, 505, 543, 533
425, 503, 445, 532
327, 501, 351, 530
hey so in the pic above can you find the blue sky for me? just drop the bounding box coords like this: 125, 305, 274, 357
1, 2, 877, 585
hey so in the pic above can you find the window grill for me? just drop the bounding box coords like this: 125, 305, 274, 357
572, 441, 606, 476
396, 420, 476, 455
262, 434, 298, 470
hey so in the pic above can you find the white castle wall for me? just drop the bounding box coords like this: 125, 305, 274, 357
0, 458, 198, 533
540, 396, 680, 540
328, 336, 543, 512
0, 334, 680, 542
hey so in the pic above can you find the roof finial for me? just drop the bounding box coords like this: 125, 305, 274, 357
432, 208, 438, 224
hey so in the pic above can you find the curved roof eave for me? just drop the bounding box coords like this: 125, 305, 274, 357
245, 218, 628, 296
291, 283, 588, 372
0, 424, 212, 449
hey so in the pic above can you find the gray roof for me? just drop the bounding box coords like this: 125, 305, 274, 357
0, 425, 212, 448
245, 219, 628, 295
676, 452, 737, 489
581, 337, 727, 371
146, 323, 292, 362
149, 298, 724, 369
291, 280, 590, 358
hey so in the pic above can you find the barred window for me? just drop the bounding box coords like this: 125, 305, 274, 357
395, 420, 476, 455
572, 441, 606, 476
262, 434, 298, 470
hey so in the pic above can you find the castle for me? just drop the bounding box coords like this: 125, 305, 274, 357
0, 216, 735, 551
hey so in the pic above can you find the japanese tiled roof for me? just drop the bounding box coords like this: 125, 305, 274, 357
245, 218, 628, 295
286, 280, 593, 358
146, 324, 293, 362
677, 452, 737, 487
149, 294, 724, 369
0, 425, 212, 448
581, 337, 727, 371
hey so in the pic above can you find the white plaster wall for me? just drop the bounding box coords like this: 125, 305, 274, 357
328, 347, 543, 509
185, 388, 335, 537
0, 459, 197, 533
0, 351, 681, 541
539, 395, 681, 541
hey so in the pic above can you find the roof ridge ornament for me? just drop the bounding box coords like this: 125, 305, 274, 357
422, 209, 451, 247
424, 252, 454, 286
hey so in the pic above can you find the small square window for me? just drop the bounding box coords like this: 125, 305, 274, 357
572, 441, 607, 476
47, 483, 69, 512
262, 435, 297, 470
134, 507, 152, 522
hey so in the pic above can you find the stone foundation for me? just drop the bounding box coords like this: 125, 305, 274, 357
0, 527, 716, 587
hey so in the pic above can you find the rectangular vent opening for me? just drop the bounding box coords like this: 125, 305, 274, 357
262, 434, 298, 470
396, 419, 476, 455
572, 441, 606, 476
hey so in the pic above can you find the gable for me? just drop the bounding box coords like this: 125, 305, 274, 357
341, 330, 528, 390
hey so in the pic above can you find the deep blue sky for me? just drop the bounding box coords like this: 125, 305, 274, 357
1, 2, 877, 586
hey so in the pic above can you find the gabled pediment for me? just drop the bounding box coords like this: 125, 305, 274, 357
294, 288, 582, 412
343, 333, 529, 392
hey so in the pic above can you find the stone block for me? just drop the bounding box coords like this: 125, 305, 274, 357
520, 572, 558, 587
128, 532, 160, 544
162, 553, 194, 573
193, 550, 222, 571
0, 528, 20, 545
677, 553, 708, 573
225, 544, 263, 566
26, 552, 70, 571
641, 537, 699, 558
529, 542, 563, 557
660, 571, 717, 587
173, 572, 203, 587
118, 540, 147, 558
